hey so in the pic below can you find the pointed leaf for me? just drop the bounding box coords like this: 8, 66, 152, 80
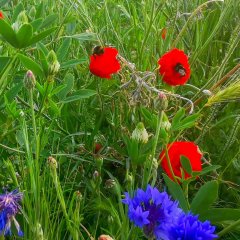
190, 181, 218, 215
0, 20, 18, 47
16, 24, 33, 48
180, 156, 192, 175
29, 27, 57, 45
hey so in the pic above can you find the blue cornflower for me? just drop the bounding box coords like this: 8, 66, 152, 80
167, 212, 218, 240
122, 185, 183, 239
0, 189, 23, 237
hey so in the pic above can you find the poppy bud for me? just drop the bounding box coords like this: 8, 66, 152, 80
24, 70, 36, 89
131, 122, 149, 144
0, 11, 4, 19
47, 50, 60, 77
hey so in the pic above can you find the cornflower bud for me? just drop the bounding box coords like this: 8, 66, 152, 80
48, 156, 58, 170
157, 91, 168, 110
131, 122, 149, 144
24, 70, 36, 89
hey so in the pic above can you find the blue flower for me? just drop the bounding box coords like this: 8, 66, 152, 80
122, 185, 183, 239
166, 212, 218, 240
0, 189, 23, 237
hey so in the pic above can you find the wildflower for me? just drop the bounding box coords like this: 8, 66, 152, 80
158, 48, 191, 86
89, 47, 121, 79
47, 50, 60, 77
167, 212, 218, 240
131, 122, 149, 144
0, 11, 4, 19
161, 28, 167, 40
159, 142, 202, 181
0, 189, 23, 236
98, 234, 114, 240
122, 185, 183, 239
94, 143, 102, 154
48, 156, 58, 169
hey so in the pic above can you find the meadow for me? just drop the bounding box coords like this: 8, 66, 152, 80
0, 0, 240, 239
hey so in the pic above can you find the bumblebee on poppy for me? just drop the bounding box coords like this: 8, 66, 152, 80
92, 46, 105, 56
89, 46, 121, 79
158, 48, 191, 86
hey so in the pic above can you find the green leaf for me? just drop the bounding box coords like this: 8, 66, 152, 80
60, 58, 87, 69
60, 89, 96, 103
18, 53, 44, 78
0, 57, 11, 75
199, 208, 240, 223
190, 181, 218, 215
5, 83, 23, 102
57, 73, 74, 99
30, 18, 43, 32
57, 38, 71, 62
163, 174, 189, 211
180, 156, 192, 175
29, 27, 57, 45
40, 14, 58, 29
172, 108, 185, 127
66, 32, 98, 42
192, 165, 221, 177
0, 20, 18, 48
16, 24, 33, 48
12, 3, 24, 22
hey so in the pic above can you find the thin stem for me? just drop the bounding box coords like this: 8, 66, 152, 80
218, 218, 240, 237
165, 146, 178, 183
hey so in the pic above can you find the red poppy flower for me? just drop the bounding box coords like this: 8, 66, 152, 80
161, 28, 167, 40
158, 48, 191, 86
89, 47, 121, 79
159, 141, 202, 181
0, 11, 4, 19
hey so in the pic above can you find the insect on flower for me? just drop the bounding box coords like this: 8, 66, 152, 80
0, 189, 23, 237
89, 46, 121, 79
159, 141, 202, 181
158, 48, 191, 86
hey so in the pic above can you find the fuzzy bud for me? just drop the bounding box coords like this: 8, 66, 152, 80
24, 70, 36, 89
161, 112, 171, 131
157, 91, 168, 110
98, 235, 114, 240
48, 156, 58, 169
105, 179, 116, 189
47, 50, 60, 77
131, 122, 149, 144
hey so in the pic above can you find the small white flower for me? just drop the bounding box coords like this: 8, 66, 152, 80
131, 122, 149, 144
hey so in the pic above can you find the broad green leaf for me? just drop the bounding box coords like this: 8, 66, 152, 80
35, 2, 44, 19
16, 24, 33, 48
0, 57, 11, 75
61, 89, 96, 103
60, 58, 87, 69
163, 174, 189, 211
180, 156, 192, 175
199, 208, 240, 223
31, 18, 43, 32
51, 84, 67, 96
5, 83, 23, 102
40, 14, 58, 29
171, 108, 185, 127
57, 38, 71, 62
190, 181, 218, 214
57, 73, 74, 99
29, 27, 57, 45
0, 20, 18, 48
18, 53, 44, 78
12, 3, 24, 22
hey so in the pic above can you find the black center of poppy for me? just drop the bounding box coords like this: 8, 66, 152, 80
174, 63, 186, 77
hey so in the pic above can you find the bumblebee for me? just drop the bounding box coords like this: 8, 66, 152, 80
174, 63, 186, 77
92, 46, 105, 56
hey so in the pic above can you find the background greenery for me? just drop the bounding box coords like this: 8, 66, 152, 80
0, 0, 239, 239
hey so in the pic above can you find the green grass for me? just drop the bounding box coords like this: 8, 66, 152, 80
0, 0, 240, 239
